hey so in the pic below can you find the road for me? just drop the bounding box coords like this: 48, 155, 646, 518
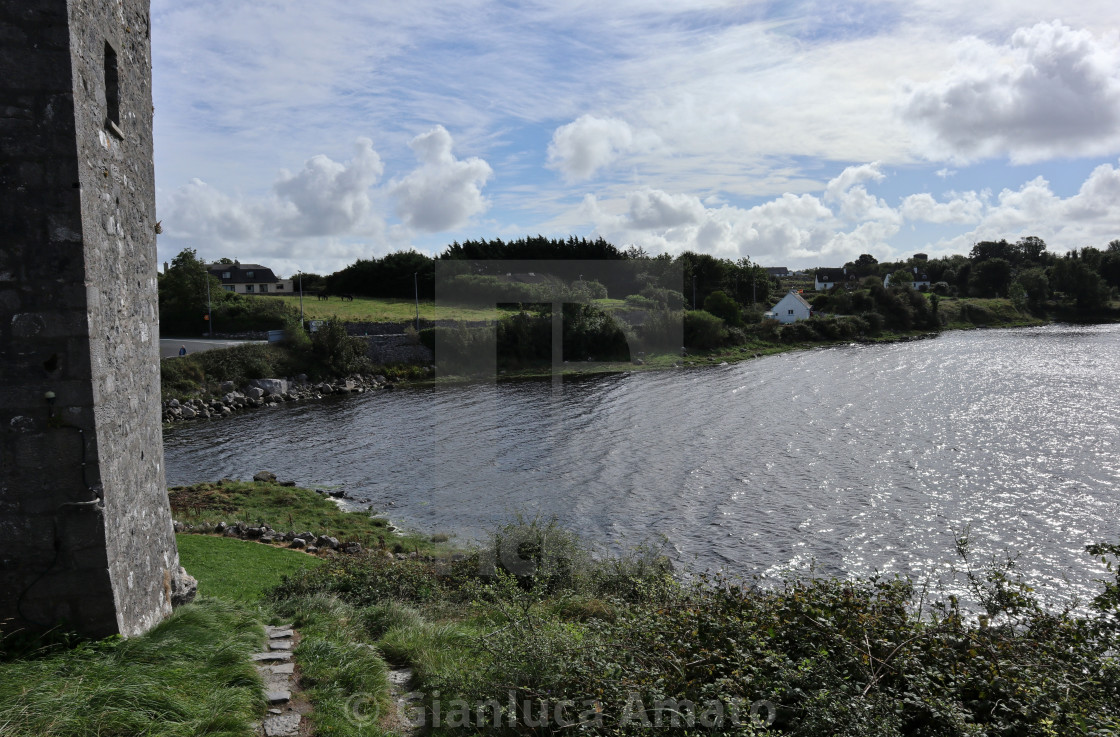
159, 338, 266, 359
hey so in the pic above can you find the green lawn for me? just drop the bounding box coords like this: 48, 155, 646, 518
175, 534, 322, 602
254, 294, 503, 322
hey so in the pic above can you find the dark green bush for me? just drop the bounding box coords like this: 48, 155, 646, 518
309, 319, 372, 377
640, 286, 686, 310
562, 304, 629, 361
702, 290, 743, 326
624, 294, 656, 309
160, 355, 205, 397
684, 310, 727, 349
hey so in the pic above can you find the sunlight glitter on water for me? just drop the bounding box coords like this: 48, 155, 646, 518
165, 323, 1120, 609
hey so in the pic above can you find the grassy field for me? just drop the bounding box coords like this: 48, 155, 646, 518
255, 294, 647, 324
255, 294, 503, 322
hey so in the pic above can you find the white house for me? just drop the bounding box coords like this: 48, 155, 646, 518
766, 289, 813, 324
884, 266, 931, 290
204, 261, 289, 294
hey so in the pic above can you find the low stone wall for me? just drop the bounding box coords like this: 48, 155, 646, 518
364, 334, 433, 365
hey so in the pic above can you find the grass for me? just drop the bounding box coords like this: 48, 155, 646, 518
0, 599, 265, 736
934, 296, 1047, 329
175, 533, 323, 602
168, 480, 437, 554
255, 294, 505, 323
0, 478, 458, 737
270, 595, 396, 736
265, 519, 1120, 737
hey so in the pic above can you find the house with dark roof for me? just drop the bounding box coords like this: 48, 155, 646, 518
765, 289, 813, 323
764, 266, 790, 277
205, 262, 291, 295
814, 267, 859, 290
884, 267, 931, 290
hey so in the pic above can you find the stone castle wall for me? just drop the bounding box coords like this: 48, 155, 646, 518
0, 0, 183, 638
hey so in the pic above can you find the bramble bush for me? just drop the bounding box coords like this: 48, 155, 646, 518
267, 519, 1120, 736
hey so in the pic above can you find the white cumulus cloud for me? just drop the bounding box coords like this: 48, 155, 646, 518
390, 126, 493, 232
164, 138, 386, 242
547, 115, 636, 181
900, 21, 1120, 163
273, 138, 384, 236
899, 191, 985, 223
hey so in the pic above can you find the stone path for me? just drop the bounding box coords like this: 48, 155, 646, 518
252, 624, 307, 737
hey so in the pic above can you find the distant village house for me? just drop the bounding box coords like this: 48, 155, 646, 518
814, 267, 859, 290
884, 267, 931, 290
765, 289, 813, 324
204, 262, 292, 294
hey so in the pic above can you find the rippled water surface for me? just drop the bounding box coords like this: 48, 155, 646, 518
165, 324, 1120, 604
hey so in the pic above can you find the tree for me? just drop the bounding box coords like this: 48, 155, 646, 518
888, 269, 914, 287
703, 290, 743, 326
157, 248, 226, 335
1050, 258, 1107, 310
1015, 236, 1047, 262
845, 253, 880, 277
970, 240, 1014, 263
969, 258, 1012, 297
1015, 268, 1049, 312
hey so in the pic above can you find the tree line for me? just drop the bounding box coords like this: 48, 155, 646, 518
837, 237, 1120, 313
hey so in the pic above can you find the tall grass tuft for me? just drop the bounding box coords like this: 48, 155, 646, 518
0, 599, 264, 736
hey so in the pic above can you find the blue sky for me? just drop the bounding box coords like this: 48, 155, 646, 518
150, 1, 1120, 277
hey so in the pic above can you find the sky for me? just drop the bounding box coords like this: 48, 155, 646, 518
150, 1, 1120, 278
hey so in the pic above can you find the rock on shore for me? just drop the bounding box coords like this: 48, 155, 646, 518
162, 374, 394, 424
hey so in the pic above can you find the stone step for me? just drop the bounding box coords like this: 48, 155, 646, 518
263, 713, 301, 737
265, 689, 292, 704
251, 651, 292, 662
262, 662, 294, 676
268, 639, 292, 651
265, 627, 294, 639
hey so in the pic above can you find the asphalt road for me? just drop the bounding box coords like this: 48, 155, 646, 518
159, 338, 266, 359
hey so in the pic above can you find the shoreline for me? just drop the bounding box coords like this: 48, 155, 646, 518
160, 310, 1113, 423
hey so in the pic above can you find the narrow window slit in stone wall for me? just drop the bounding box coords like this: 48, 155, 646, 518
104, 41, 123, 139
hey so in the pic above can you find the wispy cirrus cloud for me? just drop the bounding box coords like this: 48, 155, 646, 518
151, 1, 1120, 273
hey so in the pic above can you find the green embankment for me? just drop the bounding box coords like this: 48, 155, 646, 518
7, 482, 1119, 736
169, 479, 443, 555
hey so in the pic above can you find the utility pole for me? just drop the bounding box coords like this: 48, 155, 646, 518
205, 277, 212, 336
298, 271, 304, 329
414, 271, 420, 331
692, 274, 697, 309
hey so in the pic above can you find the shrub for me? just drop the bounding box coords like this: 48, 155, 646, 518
160, 355, 206, 397
636, 309, 685, 354
640, 286, 686, 310
684, 310, 727, 349
702, 290, 743, 326
562, 304, 629, 362
483, 515, 593, 593
623, 294, 656, 310
309, 318, 372, 377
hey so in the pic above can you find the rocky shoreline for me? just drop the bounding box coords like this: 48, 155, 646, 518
161, 373, 402, 424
